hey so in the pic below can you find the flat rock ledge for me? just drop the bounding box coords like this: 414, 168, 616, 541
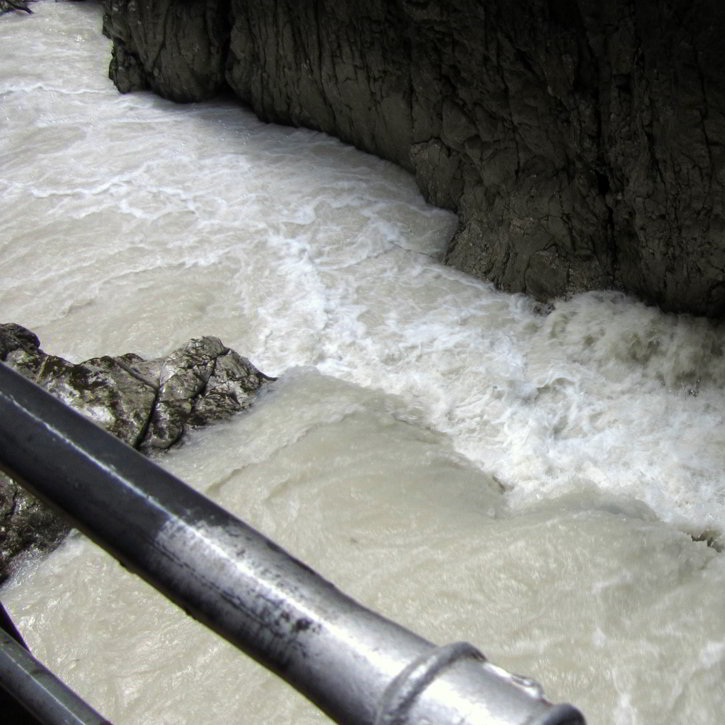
0, 322, 272, 583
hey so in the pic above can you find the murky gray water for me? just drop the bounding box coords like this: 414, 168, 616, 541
1, 3, 724, 724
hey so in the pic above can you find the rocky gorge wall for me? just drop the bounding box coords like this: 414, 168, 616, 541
103, 0, 725, 316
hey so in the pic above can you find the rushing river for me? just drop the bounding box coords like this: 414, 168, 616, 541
2, 3, 725, 724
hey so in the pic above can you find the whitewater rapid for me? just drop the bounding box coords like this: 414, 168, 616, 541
1, 3, 724, 724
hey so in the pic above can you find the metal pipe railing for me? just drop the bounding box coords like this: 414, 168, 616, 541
0, 624, 110, 725
0, 362, 585, 725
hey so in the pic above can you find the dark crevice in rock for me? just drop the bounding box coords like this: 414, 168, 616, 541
0, 323, 273, 583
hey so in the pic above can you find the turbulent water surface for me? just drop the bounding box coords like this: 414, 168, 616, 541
2, 3, 725, 724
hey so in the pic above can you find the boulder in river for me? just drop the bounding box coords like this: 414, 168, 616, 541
0, 323, 273, 582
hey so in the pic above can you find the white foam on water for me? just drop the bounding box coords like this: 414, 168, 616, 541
2, 3, 725, 724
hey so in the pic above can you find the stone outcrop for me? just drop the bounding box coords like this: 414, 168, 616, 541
0, 323, 272, 582
103, 0, 230, 100
0, 0, 34, 15
102, 0, 725, 316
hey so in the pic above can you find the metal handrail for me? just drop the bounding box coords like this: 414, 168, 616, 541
0, 362, 585, 725
0, 622, 110, 725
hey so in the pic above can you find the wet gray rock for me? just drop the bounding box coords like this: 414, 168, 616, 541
103, 0, 230, 100
102, 0, 725, 317
140, 336, 273, 451
0, 470, 70, 584
0, 323, 272, 582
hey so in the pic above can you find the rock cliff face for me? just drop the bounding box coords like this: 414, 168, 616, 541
103, 0, 725, 316
0, 323, 272, 582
